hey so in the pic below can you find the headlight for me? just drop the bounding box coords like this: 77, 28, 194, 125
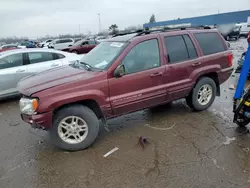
19, 98, 38, 115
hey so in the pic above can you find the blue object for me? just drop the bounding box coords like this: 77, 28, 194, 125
144, 10, 250, 28
244, 111, 250, 118
234, 45, 250, 99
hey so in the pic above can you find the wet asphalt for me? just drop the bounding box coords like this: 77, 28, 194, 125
0, 39, 250, 188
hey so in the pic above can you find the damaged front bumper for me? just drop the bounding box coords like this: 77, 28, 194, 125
21, 111, 53, 130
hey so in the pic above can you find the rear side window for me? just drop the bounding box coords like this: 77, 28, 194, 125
28, 52, 54, 64
164, 35, 189, 63
194, 32, 226, 55
53, 53, 65, 59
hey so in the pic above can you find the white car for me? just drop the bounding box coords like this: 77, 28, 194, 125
38, 39, 53, 48
48, 38, 75, 50
0, 48, 82, 99
239, 23, 250, 38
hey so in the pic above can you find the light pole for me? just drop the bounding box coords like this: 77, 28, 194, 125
98, 13, 101, 33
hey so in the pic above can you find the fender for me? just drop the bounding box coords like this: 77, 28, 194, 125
190, 64, 221, 85
35, 89, 109, 113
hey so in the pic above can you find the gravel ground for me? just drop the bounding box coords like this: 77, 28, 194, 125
0, 39, 250, 188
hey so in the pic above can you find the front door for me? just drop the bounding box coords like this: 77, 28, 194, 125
26, 51, 63, 74
0, 53, 29, 96
108, 38, 167, 115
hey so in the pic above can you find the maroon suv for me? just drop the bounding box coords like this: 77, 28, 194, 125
67, 39, 98, 54
18, 28, 233, 151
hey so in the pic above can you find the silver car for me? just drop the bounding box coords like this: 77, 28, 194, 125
0, 48, 81, 99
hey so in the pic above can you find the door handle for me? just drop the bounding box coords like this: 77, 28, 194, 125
150, 72, 163, 77
16, 69, 25, 73
51, 63, 59, 67
192, 62, 202, 67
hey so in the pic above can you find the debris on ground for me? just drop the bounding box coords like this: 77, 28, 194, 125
144, 123, 176, 131
103, 147, 119, 158
229, 84, 235, 90
139, 136, 148, 149
38, 140, 44, 144
9, 122, 20, 126
223, 136, 236, 145
243, 148, 250, 152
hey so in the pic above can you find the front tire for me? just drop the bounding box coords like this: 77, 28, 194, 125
189, 77, 216, 111
50, 105, 99, 151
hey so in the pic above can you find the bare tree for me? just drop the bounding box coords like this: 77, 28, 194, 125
149, 14, 156, 23
109, 24, 118, 35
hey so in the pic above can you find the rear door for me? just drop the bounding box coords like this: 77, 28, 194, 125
108, 38, 167, 115
162, 33, 202, 101
26, 51, 63, 74
0, 53, 29, 96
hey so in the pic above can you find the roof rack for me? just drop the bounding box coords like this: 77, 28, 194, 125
112, 29, 144, 37
136, 25, 211, 36
112, 25, 211, 38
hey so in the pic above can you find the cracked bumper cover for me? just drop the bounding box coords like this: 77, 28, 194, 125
21, 111, 53, 129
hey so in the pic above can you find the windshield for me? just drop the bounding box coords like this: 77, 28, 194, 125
73, 39, 85, 46
78, 41, 127, 70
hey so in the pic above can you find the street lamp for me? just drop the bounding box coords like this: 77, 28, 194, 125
98, 13, 101, 33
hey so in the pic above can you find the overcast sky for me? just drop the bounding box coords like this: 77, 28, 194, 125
0, 0, 249, 38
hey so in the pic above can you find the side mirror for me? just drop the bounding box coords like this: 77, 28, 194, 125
227, 42, 231, 48
114, 65, 125, 78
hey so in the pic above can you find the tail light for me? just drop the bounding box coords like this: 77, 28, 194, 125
228, 53, 233, 67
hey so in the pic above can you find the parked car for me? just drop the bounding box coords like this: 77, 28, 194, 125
219, 24, 241, 41
239, 23, 250, 38
38, 39, 53, 48
18, 28, 233, 151
18, 41, 36, 48
66, 39, 99, 54
48, 38, 74, 50
0, 44, 19, 52
95, 36, 107, 42
0, 48, 82, 99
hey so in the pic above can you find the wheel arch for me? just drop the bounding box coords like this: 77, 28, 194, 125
53, 99, 104, 120
195, 72, 220, 96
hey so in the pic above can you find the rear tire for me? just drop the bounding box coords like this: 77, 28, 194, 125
185, 95, 194, 109
50, 105, 99, 151
189, 77, 216, 111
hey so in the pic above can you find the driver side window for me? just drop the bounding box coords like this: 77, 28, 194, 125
122, 39, 160, 74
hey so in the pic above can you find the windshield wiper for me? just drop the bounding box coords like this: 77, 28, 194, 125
79, 61, 93, 71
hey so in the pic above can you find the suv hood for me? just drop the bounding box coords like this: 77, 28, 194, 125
18, 65, 99, 96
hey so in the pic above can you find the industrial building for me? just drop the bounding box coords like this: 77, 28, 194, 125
143, 10, 250, 28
